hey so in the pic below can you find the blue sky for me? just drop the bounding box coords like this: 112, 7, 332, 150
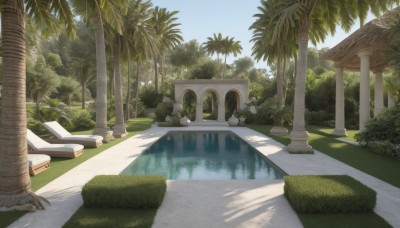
151, 0, 375, 70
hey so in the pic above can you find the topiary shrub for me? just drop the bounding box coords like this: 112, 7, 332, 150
356, 104, 400, 158
82, 175, 166, 209
284, 175, 376, 213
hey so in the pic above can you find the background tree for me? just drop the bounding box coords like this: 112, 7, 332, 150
68, 22, 97, 109
221, 36, 242, 77
169, 40, 206, 78
202, 33, 224, 62
150, 6, 183, 94
70, 0, 127, 137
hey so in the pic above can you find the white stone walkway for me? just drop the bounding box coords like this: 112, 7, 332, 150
9, 126, 400, 228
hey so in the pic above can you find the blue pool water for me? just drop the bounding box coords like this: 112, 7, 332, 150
121, 131, 286, 180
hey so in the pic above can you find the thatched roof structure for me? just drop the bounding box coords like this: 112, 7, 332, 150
321, 8, 399, 71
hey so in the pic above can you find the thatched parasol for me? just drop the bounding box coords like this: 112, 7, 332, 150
321, 7, 399, 71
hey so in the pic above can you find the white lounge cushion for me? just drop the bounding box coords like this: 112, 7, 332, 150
43, 121, 104, 141
27, 129, 84, 152
28, 154, 51, 167
43, 121, 71, 138
62, 135, 103, 142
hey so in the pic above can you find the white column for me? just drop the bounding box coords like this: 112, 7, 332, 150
374, 71, 384, 116
195, 99, 203, 122
358, 50, 372, 131
217, 100, 225, 122
388, 94, 395, 108
333, 65, 347, 136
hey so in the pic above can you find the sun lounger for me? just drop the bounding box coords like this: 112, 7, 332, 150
28, 154, 51, 176
43, 121, 103, 148
27, 129, 84, 158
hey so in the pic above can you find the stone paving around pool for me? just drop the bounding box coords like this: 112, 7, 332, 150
9, 125, 400, 228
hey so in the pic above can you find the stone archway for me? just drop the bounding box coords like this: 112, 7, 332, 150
175, 80, 249, 122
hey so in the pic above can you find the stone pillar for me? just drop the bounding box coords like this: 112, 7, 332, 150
333, 65, 347, 136
195, 99, 203, 122
374, 71, 384, 116
358, 50, 372, 131
217, 99, 225, 122
388, 94, 395, 108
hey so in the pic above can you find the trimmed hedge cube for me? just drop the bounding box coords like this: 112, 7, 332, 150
284, 175, 376, 213
82, 175, 166, 209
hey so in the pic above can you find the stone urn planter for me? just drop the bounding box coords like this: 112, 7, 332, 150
180, 116, 191, 126
228, 115, 239, 126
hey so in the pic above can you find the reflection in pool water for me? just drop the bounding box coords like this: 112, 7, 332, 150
121, 131, 286, 180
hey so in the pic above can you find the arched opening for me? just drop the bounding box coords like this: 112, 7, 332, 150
182, 90, 197, 121
225, 90, 240, 120
203, 90, 218, 120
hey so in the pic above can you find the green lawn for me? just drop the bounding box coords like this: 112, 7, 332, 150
248, 125, 400, 188
248, 125, 398, 228
298, 212, 391, 228
0, 117, 153, 228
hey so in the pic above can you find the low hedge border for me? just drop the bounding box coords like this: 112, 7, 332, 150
82, 175, 166, 209
284, 175, 376, 213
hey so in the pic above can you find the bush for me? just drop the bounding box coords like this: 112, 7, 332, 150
140, 86, 163, 108
356, 105, 400, 158
154, 101, 173, 122
284, 175, 376, 213
82, 175, 166, 209
70, 109, 95, 131
305, 110, 334, 125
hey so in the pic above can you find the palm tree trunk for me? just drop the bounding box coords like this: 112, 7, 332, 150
134, 61, 141, 117
125, 61, 131, 120
0, 0, 47, 211
276, 59, 284, 107
288, 19, 312, 153
112, 39, 127, 138
160, 57, 165, 93
154, 57, 158, 94
223, 54, 227, 77
81, 84, 86, 109
92, 3, 110, 137
282, 58, 287, 104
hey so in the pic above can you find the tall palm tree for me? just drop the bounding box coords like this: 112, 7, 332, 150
70, 0, 126, 137
124, 0, 158, 115
221, 36, 242, 76
202, 33, 224, 62
251, 0, 298, 135
266, 0, 396, 152
0, 0, 75, 211
150, 7, 183, 94
68, 22, 97, 109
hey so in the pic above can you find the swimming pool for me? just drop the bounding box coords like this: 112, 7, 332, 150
121, 131, 286, 180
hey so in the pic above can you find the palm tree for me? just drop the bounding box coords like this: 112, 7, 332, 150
70, 0, 126, 137
150, 7, 183, 94
250, 0, 298, 134
221, 36, 242, 77
68, 22, 97, 109
202, 33, 224, 62
124, 0, 158, 115
265, 0, 396, 152
0, 0, 74, 211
